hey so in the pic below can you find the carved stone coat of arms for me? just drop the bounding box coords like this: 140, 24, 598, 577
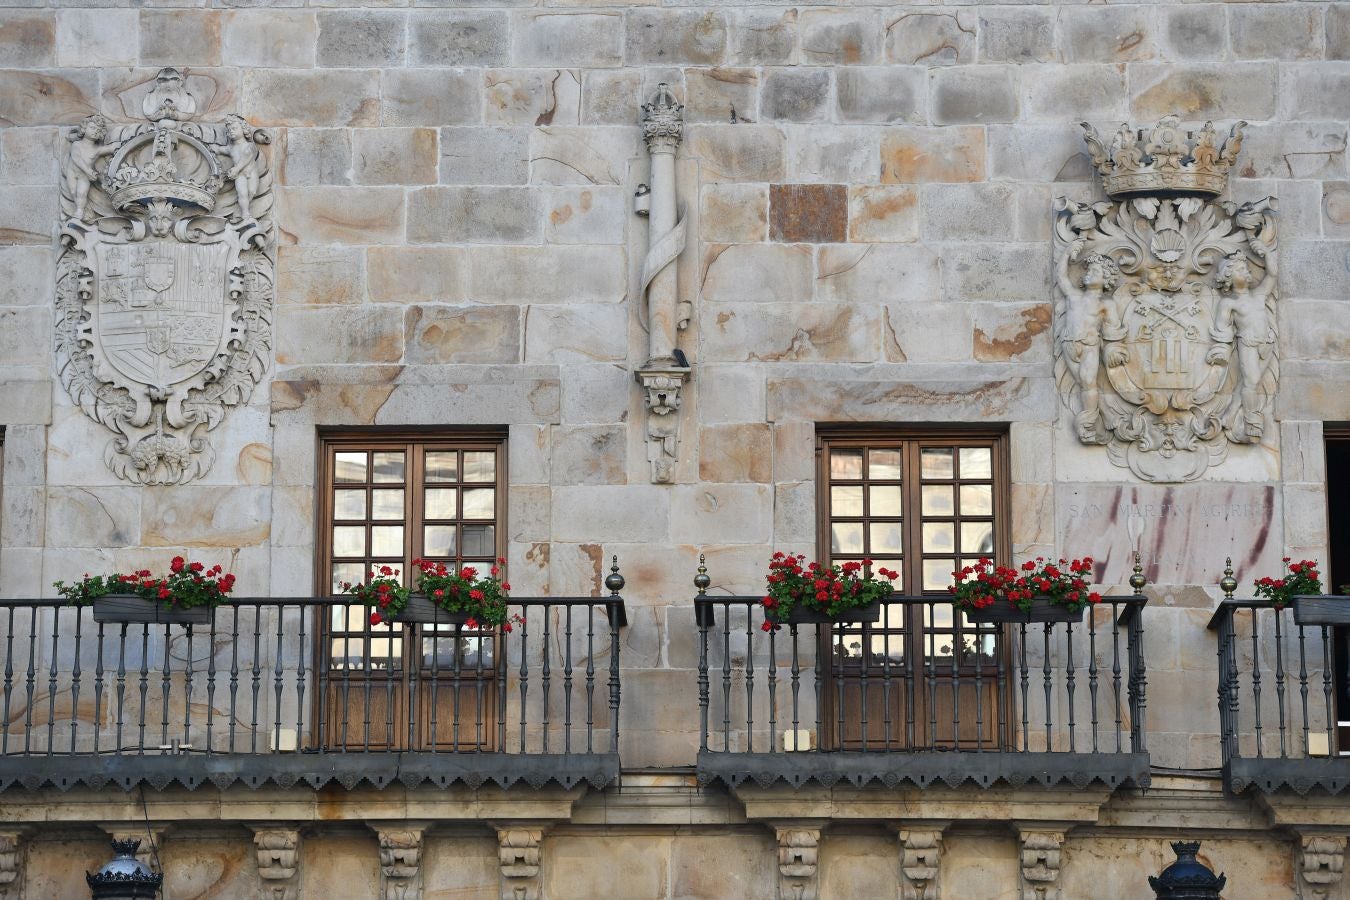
1054, 116, 1278, 483
55, 67, 274, 485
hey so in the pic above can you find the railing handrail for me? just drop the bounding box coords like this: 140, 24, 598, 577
693, 593, 1147, 611
0, 595, 628, 614
1205, 596, 1346, 631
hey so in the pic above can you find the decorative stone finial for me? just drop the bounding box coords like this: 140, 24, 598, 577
641, 83, 683, 153
605, 556, 625, 595
1220, 558, 1238, 599
694, 554, 710, 596
1082, 116, 1245, 198
1130, 552, 1147, 594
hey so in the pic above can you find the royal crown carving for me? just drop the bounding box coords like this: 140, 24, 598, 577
55, 68, 274, 485
1082, 116, 1245, 198
1054, 117, 1278, 483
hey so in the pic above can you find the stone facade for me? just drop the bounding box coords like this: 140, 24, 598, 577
0, 1, 1348, 897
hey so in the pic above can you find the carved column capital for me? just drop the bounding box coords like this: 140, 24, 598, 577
372, 825, 426, 900
495, 824, 547, 900
1297, 833, 1347, 900
248, 825, 302, 900
899, 828, 944, 900
1019, 829, 1066, 900
641, 83, 684, 155
775, 825, 822, 900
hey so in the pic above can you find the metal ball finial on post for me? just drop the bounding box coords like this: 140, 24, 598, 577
1130, 551, 1148, 595
694, 553, 710, 596
1219, 558, 1238, 600
605, 555, 625, 596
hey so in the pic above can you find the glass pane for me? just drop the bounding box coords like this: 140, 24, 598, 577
341, 605, 369, 630
462, 487, 495, 518
330, 639, 353, 669
422, 636, 456, 668
928, 632, 956, 662
334, 489, 366, 520
870, 484, 902, 517
830, 449, 863, 479
369, 636, 404, 668
869, 522, 902, 554
922, 558, 955, 592
959, 447, 993, 479
462, 635, 495, 667
426, 451, 458, 483
833, 633, 864, 660
463, 451, 495, 482
922, 522, 955, 553
877, 602, 907, 630
960, 484, 994, 516
372, 451, 405, 483
830, 485, 863, 517
332, 526, 365, 558
371, 489, 404, 520
370, 525, 403, 557
462, 524, 495, 557
960, 632, 997, 665
335, 451, 366, 483
960, 521, 995, 555
920, 448, 953, 480
925, 603, 953, 629
869, 633, 905, 665
425, 488, 458, 520
424, 524, 456, 557
332, 562, 366, 593
868, 448, 902, 479
831, 522, 864, 555
921, 485, 953, 516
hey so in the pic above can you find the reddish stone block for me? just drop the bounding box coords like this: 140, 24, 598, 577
769, 183, 847, 243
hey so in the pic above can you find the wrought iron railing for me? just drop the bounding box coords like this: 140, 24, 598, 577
1208, 599, 1349, 794
0, 592, 626, 792
693, 589, 1149, 789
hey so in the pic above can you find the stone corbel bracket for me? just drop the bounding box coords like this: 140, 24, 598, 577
371, 824, 426, 900
636, 365, 691, 484
898, 826, 946, 900
495, 824, 547, 900
1298, 833, 1347, 900
1018, 829, 1066, 900
0, 831, 24, 898
249, 825, 302, 900
774, 822, 824, 900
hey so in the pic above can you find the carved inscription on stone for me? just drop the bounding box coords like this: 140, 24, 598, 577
55, 67, 274, 485
1054, 117, 1278, 483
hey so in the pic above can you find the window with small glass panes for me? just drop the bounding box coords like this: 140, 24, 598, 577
817, 429, 1009, 749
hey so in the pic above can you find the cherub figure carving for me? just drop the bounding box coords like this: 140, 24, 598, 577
65, 114, 116, 222
1057, 245, 1128, 443
1208, 246, 1277, 439
222, 114, 262, 223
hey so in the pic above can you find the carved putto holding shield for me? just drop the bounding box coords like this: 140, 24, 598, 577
1054, 116, 1278, 482
55, 67, 274, 485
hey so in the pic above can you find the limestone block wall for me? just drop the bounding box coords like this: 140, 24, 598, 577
0, 0, 1347, 777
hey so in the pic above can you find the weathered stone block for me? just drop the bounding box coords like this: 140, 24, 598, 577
279, 186, 404, 244
835, 66, 924, 124
277, 306, 404, 366
672, 483, 772, 544
786, 125, 879, 183
47, 486, 141, 549
1060, 6, 1156, 63
552, 486, 670, 542
514, 11, 622, 67
529, 126, 634, 185
404, 305, 519, 365
816, 244, 940, 305
221, 10, 316, 68
769, 184, 845, 244
0, 187, 55, 244
1131, 62, 1277, 120
1280, 300, 1350, 362
699, 424, 771, 484
0, 306, 46, 365
847, 185, 917, 243
1022, 64, 1128, 122
971, 302, 1053, 363
686, 125, 785, 183
1322, 182, 1350, 238
0, 127, 58, 185
728, 8, 797, 66
942, 244, 1051, 303
142, 486, 270, 548
686, 67, 758, 125
0, 12, 54, 68
485, 68, 581, 126
702, 243, 813, 304
1237, 123, 1346, 180
881, 126, 984, 183
581, 69, 641, 125
407, 186, 541, 245
382, 69, 479, 127
316, 9, 405, 67
523, 303, 627, 363
550, 425, 626, 486
626, 9, 727, 66
367, 247, 464, 304
1231, 5, 1322, 61
469, 246, 625, 304
277, 246, 365, 305
140, 10, 221, 67
700, 183, 767, 243
703, 302, 880, 363
245, 69, 378, 127
352, 128, 438, 186
799, 9, 879, 66
439, 126, 528, 184
0, 247, 50, 306
56, 9, 137, 67
886, 302, 972, 363
1280, 62, 1350, 121
1158, 6, 1227, 63
767, 371, 1055, 423
885, 9, 974, 66
761, 67, 831, 123
0, 70, 96, 127
544, 186, 625, 244
988, 125, 1092, 183
1332, 5, 1350, 61
561, 363, 630, 426
1282, 240, 1350, 301
409, 10, 507, 66
978, 7, 1057, 64
932, 66, 1019, 125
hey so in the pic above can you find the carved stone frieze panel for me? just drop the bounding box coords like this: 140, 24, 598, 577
55, 66, 274, 485
1054, 117, 1278, 483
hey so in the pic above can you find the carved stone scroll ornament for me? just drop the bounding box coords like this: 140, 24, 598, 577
899, 829, 943, 900
376, 827, 424, 900
1019, 830, 1065, 900
1054, 116, 1278, 482
496, 826, 544, 900
776, 826, 821, 900
55, 67, 274, 485
1298, 834, 1347, 900
0, 832, 23, 897
250, 826, 302, 900
635, 84, 690, 485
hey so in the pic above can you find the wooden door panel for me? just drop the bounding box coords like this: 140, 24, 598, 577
324, 679, 406, 750
416, 679, 497, 750
837, 673, 916, 749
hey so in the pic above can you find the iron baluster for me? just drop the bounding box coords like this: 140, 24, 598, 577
1298, 623, 1310, 756
1273, 608, 1288, 758
1065, 621, 1076, 753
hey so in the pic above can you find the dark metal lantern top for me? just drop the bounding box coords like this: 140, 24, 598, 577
1149, 841, 1226, 899
87, 838, 162, 899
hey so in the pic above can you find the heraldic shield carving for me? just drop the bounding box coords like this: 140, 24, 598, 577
55, 67, 274, 485
1053, 116, 1278, 483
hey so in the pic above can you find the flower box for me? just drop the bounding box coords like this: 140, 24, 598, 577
1292, 595, 1350, 627
772, 602, 881, 626
964, 597, 1085, 625
91, 594, 212, 626
387, 594, 473, 627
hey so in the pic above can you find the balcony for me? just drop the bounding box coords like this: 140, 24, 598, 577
693, 591, 1150, 791
0, 593, 627, 793
1208, 598, 1350, 795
